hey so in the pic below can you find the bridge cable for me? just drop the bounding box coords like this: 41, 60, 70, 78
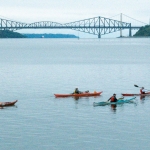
109, 14, 120, 19
122, 13, 147, 25
0, 15, 26, 23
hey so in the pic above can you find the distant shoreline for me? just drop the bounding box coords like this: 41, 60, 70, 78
24, 33, 79, 38
118, 36, 150, 38
0, 30, 79, 38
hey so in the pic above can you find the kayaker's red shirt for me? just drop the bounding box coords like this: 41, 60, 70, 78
140, 89, 145, 94
110, 96, 117, 102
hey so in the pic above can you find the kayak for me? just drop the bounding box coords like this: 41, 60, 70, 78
0, 100, 18, 107
54, 91, 103, 98
93, 97, 136, 106
122, 92, 150, 96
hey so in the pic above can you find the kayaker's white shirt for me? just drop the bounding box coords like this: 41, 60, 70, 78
142, 89, 148, 92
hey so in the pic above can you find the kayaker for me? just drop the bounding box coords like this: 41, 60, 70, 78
140, 87, 147, 94
108, 93, 117, 102
74, 88, 82, 94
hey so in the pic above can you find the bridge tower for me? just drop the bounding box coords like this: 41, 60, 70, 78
120, 13, 132, 37
120, 13, 122, 37
98, 17, 101, 38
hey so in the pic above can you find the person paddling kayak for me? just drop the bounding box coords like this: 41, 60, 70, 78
73, 88, 89, 94
140, 87, 148, 94
108, 93, 118, 102
74, 88, 82, 94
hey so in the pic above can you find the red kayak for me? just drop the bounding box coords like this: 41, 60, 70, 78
0, 100, 18, 107
54, 91, 103, 98
122, 92, 150, 96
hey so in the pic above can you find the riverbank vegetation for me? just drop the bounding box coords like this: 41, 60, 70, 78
133, 25, 150, 37
0, 30, 26, 38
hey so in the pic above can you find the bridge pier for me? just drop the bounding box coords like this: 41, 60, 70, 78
98, 16, 101, 38
98, 34, 101, 38
129, 23, 132, 37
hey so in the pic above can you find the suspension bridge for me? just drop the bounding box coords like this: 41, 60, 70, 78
0, 13, 148, 38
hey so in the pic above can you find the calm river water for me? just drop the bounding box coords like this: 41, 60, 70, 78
0, 38, 150, 150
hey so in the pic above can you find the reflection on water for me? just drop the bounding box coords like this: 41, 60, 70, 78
73, 97, 80, 100
111, 104, 117, 112
140, 95, 146, 100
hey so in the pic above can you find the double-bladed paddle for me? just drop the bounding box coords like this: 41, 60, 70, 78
134, 84, 150, 91
134, 84, 142, 88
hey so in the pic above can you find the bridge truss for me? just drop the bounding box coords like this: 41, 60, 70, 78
64, 16, 132, 38
0, 18, 28, 30
0, 16, 140, 38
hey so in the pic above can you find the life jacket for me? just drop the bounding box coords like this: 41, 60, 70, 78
110, 96, 117, 102
140, 89, 145, 94
74, 89, 79, 94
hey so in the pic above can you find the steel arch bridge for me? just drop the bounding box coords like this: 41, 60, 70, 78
0, 16, 141, 38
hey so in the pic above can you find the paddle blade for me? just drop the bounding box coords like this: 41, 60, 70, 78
134, 84, 139, 87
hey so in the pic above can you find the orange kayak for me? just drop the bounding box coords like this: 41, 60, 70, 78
54, 91, 103, 98
122, 92, 150, 96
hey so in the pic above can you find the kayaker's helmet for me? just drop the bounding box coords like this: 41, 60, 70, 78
142, 87, 144, 89
113, 93, 116, 96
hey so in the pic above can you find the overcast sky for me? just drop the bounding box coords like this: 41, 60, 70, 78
0, 0, 149, 37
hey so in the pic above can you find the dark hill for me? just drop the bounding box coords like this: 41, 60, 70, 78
133, 25, 150, 37
0, 30, 26, 38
